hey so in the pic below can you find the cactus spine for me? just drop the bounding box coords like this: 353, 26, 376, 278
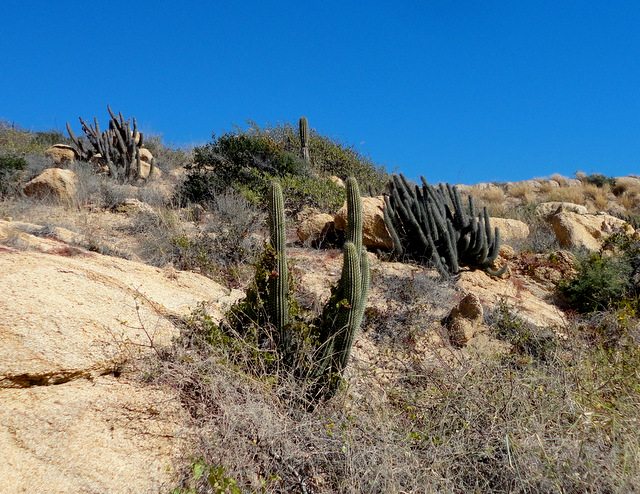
267, 182, 290, 356
299, 116, 310, 163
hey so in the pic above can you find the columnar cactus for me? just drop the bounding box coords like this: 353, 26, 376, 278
384, 173, 507, 277
299, 116, 310, 163
267, 182, 290, 356
313, 177, 370, 391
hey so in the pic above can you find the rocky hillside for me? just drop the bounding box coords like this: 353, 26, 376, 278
1, 121, 639, 492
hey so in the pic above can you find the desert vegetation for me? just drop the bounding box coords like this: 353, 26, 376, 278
2, 116, 640, 493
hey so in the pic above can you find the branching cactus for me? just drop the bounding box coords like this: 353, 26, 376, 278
384, 173, 507, 277
66, 105, 154, 183
299, 116, 310, 163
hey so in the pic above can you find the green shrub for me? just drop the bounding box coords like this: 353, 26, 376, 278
580, 172, 616, 188
0, 153, 28, 197
559, 252, 634, 313
0, 120, 69, 155
180, 120, 387, 211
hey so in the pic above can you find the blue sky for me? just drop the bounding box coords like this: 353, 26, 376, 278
2, 1, 639, 185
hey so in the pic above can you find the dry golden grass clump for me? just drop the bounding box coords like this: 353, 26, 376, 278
542, 184, 586, 205
507, 181, 536, 203
549, 173, 570, 186
583, 183, 613, 212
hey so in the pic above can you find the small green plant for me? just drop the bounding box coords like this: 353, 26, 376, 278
170, 458, 241, 494
487, 298, 559, 364
579, 172, 617, 188
0, 153, 28, 197
559, 252, 634, 313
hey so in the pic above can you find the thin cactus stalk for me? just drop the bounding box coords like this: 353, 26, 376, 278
267, 182, 290, 356
299, 116, 310, 163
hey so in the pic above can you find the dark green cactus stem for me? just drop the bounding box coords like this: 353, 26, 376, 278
345, 177, 363, 251
330, 242, 363, 375
268, 182, 290, 355
299, 116, 310, 163
66, 106, 149, 184
383, 173, 505, 277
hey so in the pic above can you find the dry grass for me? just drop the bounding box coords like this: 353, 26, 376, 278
583, 183, 613, 212
549, 173, 570, 187
542, 185, 586, 205
507, 182, 535, 203
147, 298, 640, 493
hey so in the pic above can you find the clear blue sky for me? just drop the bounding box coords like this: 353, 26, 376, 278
2, 1, 639, 185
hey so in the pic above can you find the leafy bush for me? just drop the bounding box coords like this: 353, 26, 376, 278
0, 120, 69, 155
579, 172, 617, 189
559, 252, 635, 313
179, 120, 387, 212
0, 153, 28, 197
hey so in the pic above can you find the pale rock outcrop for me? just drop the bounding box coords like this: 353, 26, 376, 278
443, 293, 484, 347
0, 230, 241, 387
505, 180, 542, 193
139, 159, 161, 180
45, 144, 77, 167
23, 168, 78, 203
0, 377, 186, 493
536, 202, 588, 218
547, 211, 631, 251
489, 217, 529, 243
297, 213, 336, 245
330, 176, 345, 188
458, 269, 566, 329
334, 196, 392, 249
0, 222, 244, 492
139, 147, 153, 163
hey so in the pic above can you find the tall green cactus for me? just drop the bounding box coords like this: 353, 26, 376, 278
229, 177, 369, 399
312, 178, 370, 392
267, 182, 290, 356
299, 116, 310, 163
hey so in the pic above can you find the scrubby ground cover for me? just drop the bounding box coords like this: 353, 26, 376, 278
1, 119, 640, 492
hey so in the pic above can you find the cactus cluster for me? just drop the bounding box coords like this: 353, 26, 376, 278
384, 173, 506, 277
248, 177, 369, 396
299, 116, 310, 163
312, 178, 370, 388
66, 105, 154, 183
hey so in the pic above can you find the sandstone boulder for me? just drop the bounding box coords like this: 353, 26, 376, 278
139, 147, 153, 163
139, 159, 161, 180
489, 217, 530, 243
334, 196, 392, 249
547, 211, 631, 251
536, 201, 588, 218
0, 222, 244, 492
330, 176, 345, 188
443, 293, 484, 347
45, 144, 77, 167
297, 213, 336, 245
23, 168, 78, 203
0, 376, 186, 493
